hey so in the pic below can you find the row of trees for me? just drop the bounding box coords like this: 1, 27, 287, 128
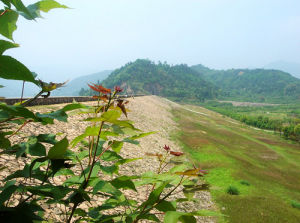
204, 102, 300, 142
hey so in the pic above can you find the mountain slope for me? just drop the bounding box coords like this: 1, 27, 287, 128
53, 70, 111, 96
101, 59, 218, 101
264, 61, 300, 79
192, 65, 300, 103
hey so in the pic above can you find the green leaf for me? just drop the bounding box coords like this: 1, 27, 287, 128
37, 134, 57, 144
0, 9, 18, 40
0, 103, 36, 120
138, 214, 160, 222
63, 175, 84, 186
0, 132, 11, 149
0, 55, 38, 84
115, 158, 141, 166
25, 0, 68, 19
129, 131, 156, 140
179, 215, 197, 223
145, 181, 170, 206
36, 110, 68, 123
0, 202, 44, 222
101, 110, 122, 122
111, 176, 137, 191
27, 185, 71, 199
1, 1, 11, 7
164, 211, 184, 223
85, 110, 121, 123
92, 180, 121, 196
48, 137, 68, 159
100, 150, 122, 161
62, 103, 88, 112
28, 142, 46, 156
29, 157, 48, 178
0, 40, 19, 55
0, 184, 18, 205
111, 141, 123, 153
100, 164, 118, 175
50, 159, 74, 176
74, 208, 87, 217
155, 200, 176, 212
10, 0, 34, 19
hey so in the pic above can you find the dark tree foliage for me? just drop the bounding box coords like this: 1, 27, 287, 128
203, 101, 300, 142
192, 65, 300, 103
81, 59, 219, 101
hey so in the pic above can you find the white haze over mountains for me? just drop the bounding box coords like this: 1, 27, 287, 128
0, 70, 111, 98
2, 0, 299, 83
264, 61, 300, 79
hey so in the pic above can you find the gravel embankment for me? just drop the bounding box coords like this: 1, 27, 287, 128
0, 96, 217, 222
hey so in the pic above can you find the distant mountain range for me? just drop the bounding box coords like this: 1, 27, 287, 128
52, 70, 111, 96
0, 70, 111, 98
101, 59, 217, 101
79, 59, 300, 103
264, 61, 300, 79
191, 64, 300, 102
1, 59, 299, 103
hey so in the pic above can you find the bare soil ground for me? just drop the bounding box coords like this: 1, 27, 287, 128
219, 100, 280, 107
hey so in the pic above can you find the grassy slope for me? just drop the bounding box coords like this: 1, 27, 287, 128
172, 104, 300, 223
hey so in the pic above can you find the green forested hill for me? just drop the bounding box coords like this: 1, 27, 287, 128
192, 65, 300, 103
100, 59, 218, 101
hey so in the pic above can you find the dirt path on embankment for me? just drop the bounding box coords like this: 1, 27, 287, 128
0, 96, 217, 223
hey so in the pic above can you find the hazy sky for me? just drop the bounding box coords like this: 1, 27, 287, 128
3, 0, 300, 82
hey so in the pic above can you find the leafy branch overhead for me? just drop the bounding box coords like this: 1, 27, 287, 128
0, 0, 68, 84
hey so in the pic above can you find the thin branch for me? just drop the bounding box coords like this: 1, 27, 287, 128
20, 81, 25, 103
76, 155, 86, 181
0, 9, 8, 17
8, 120, 32, 138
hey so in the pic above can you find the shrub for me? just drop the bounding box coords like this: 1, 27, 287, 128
291, 200, 300, 209
226, 186, 240, 195
240, 180, 250, 186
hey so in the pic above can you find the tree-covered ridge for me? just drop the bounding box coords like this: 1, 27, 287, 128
99, 59, 218, 101
192, 65, 300, 103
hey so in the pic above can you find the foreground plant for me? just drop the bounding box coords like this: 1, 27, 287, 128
0, 0, 217, 222
0, 83, 215, 222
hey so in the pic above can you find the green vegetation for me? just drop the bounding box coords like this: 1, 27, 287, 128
192, 64, 300, 103
291, 200, 300, 209
226, 186, 240, 195
172, 104, 300, 223
79, 61, 300, 104
0, 2, 217, 222
240, 180, 250, 186
201, 101, 300, 142
80, 59, 218, 101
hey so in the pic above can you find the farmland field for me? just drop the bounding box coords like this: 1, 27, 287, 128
172, 104, 300, 223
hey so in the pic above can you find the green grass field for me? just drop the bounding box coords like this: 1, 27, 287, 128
172, 104, 300, 223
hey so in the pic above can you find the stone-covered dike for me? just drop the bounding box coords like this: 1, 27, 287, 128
0, 95, 145, 106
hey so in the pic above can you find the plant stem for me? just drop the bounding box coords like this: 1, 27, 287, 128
20, 81, 25, 104
133, 176, 184, 223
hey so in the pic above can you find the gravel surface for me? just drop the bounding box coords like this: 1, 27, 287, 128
0, 95, 217, 222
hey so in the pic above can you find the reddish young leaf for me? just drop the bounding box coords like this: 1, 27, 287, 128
170, 151, 184, 156
92, 95, 108, 102
163, 145, 170, 151
88, 83, 111, 94
117, 99, 128, 117
114, 86, 123, 93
